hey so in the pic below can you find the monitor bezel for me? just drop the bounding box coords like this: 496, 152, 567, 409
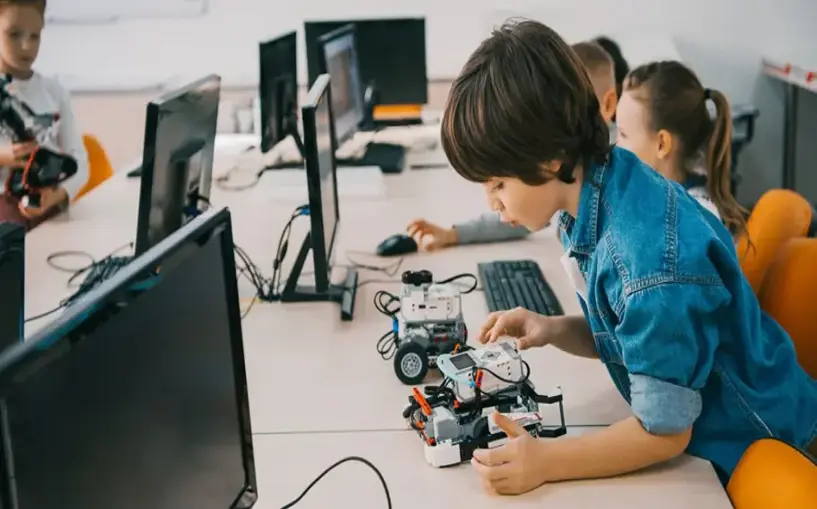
0, 208, 258, 508
301, 73, 340, 293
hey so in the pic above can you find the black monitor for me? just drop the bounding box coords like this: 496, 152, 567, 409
0, 223, 23, 352
258, 31, 303, 156
0, 208, 257, 509
136, 74, 220, 256
316, 24, 365, 145
305, 17, 427, 105
280, 74, 358, 321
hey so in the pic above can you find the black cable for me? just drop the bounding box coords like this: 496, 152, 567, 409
280, 456, 391, 509
45, 250, 95, 273
436, 272, 479, 294
268, 204, 309, 300
24, 304, 64, 323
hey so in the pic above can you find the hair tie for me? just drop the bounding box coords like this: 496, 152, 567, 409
703, 88, 712, 100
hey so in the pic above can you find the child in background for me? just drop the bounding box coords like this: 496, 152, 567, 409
615, 61, 744, 233
441, 19, 816, 494
593, 36, 629, 102
0, 0, 88, 226
406, 40, 618, 251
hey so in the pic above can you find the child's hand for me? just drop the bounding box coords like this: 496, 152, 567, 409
0, 142, 37, 168
406, 218, 457, 251
478, 307, 550, 350
471, 412, 549, 495
18, 186, 68, 219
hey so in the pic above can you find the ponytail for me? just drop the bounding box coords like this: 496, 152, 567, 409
706, 89, 747, 237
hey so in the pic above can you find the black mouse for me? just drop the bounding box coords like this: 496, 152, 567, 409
376, 234, 418, 257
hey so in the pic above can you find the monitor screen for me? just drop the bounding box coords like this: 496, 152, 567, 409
0, 223, 23, 351
319, 26, 363, 145
301, 74, 339, 293
0, 209, 256, 509
259, 32, 297, 153
136, 74, 221, 256
305, 18, 427, 105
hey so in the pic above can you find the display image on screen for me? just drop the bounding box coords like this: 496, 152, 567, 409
326, 48, 353, 121
314, 92, 338, 258
450, 353, 477, 371
2, 235, 249, 509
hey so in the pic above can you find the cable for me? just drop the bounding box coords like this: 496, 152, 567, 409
436, 272, 479, 294
280, 456, 391, 509
268, 204, 309, 300
45, 250, 95, 273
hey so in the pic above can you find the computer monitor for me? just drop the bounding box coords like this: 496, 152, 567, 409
305, 18, 427, 105
0, 208, 257, 509
316, 24, 364, 145
136, 74, 220, 256
0, 222, 23, 351
280, 74, 358, 321
258, 31, 302, 155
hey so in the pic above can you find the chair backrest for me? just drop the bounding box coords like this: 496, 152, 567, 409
737, 189, 812, 295
728, 438, 817, 509
74, 134, 114, 202
759, 237, 817, 378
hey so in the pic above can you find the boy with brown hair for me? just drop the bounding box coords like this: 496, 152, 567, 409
406, 39, 618, 251
445, 19, 816, 495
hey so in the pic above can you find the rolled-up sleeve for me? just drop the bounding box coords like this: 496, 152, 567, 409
615, 281, 729, 435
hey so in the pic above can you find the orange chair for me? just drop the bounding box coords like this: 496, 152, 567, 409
73, 134, 114, 202
736, 189, 812, 295
759, 237, 817, 378
728, 438, 817, 509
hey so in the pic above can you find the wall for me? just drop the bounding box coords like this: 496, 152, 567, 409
43, 0, 817, 204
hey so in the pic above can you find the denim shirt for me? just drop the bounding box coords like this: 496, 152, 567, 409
558, 146, 817, 483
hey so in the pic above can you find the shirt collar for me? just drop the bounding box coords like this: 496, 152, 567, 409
558, 156, 609, 256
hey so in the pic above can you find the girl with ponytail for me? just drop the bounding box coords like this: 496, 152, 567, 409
615, 60, 747, 236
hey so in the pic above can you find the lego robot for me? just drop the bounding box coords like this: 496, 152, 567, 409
0, 74, 77, 208
401, 341, 566, 467
391, 270, 469, 385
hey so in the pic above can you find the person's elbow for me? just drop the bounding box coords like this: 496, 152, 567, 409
648, 425, 692, 459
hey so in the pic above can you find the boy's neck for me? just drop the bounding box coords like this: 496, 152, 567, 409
563, 165, 584, 218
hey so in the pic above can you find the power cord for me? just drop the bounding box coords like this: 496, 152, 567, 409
280, 456, 391, 509
268, 204, 310, 300
374, 272, 479, 360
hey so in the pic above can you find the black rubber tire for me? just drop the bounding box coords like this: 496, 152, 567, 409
394, 341, 429, 385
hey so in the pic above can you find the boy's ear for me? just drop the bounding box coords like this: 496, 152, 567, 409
601, 89, 618, 123
656, 130, 674, 160
539, 160, 563, 178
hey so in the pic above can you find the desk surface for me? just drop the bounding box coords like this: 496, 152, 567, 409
253, 428, 730, 509
22, 143, 731, 507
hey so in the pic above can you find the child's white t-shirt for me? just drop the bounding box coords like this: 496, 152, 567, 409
0, 72, 89, 201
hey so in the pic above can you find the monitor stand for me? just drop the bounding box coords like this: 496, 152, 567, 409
280, 231, 358, 321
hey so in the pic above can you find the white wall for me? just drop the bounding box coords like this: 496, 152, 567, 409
37, 0, 817, 202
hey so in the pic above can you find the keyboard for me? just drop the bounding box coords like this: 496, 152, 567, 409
478, 260, 563, 316
338, 142, 406, 174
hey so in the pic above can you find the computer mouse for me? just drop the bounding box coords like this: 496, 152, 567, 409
376, 234, 418, 257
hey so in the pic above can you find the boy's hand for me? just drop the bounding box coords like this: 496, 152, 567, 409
0, 142, 37, 168
18, 186, 68, 219
478, 307, 550, 350
406, 219, 457, 251
471, 412, 549, 495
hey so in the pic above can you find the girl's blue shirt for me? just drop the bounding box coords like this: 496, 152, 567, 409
558, 146, 817, 483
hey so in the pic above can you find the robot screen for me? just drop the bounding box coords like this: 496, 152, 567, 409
450, 353, 476, 371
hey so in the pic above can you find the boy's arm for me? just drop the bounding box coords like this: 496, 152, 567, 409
54, 83, 89, 202
453, 211, 530, 245
539, 417, 691, 482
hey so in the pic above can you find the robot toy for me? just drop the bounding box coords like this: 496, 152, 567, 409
401, 341, 567, 467
0, 75, 77, 209
389, 270, 469, 385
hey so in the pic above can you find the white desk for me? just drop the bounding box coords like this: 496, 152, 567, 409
253, 428, 730, 509
22, 143, 730, 507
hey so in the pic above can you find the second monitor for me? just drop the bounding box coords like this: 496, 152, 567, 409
280, 74, 358, 321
